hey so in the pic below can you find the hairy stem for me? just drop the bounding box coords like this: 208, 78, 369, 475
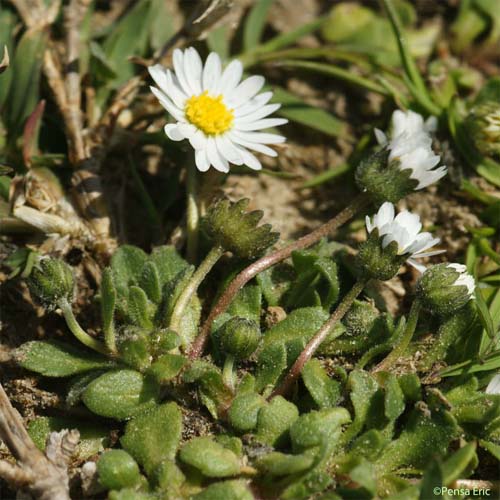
186, 163, 199, 264
189, 193, 370, 359
373, 300, 421, 372
222, 355, 236, 391
271, 279, 368, 399
170, 246, 225, 334
59, 300, 108, 355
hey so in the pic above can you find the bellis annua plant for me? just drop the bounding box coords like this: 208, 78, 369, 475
149, 47, 287, 172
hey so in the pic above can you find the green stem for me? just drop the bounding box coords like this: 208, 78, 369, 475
170, 246, 224, 334
373, 300, 421, 372
271, 278, 369, 399
59, 300, 108, 355
186, 163, 199, 263
222, 355, 236, 391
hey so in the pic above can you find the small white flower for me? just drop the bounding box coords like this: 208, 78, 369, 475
365, 201, 444, 272
375, 110, 447, 190
486, 373, 500, 395
148, 47, 288, 173
446, 263, 475, 297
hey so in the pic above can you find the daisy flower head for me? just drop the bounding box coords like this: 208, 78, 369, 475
376, 109, 447, 190
356, 109, 447, 204
358, 201, 443, 280
148, 48, 288, 173
416, 262, 475, 316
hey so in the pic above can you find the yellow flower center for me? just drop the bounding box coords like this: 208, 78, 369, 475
185, 91, 234, 135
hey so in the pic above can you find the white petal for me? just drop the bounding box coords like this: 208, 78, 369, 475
412, 249, 445, 258
164, 123, 185, 141
234, 103, 281, 124
219, 59, 243, 95
215, 135, 243, 165
206, 137, 229, 173
405, 232, 435, 255
164, 70, 187, 108
227, 76, 265, 108
411, 235, 441, 255
203, 52, 222, 94
177, 122, 197, 138
150, 86, 184, 121
365, 215, 374, 233
229, 132, 277, 157
407, 258, 427, 273
173, 48, 194, 95
394, 211, 422, 239
148, 64, 168, 94
184, 47, 202, 95
233, 92, 273, 116
189, 129, 207, 150
447, 263, 467, 273
374, 128, 387, 145
195, 149, 210, 172
486, 374, 500, 395
237, 147, 262, 170
236, 117, 288, 131
230, 130, 286, 144
373, 202, 395, 229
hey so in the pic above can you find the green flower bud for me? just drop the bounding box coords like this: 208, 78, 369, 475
416, 263, 475, 316
28, 258, 75, 309
218, 317, 261, 360
356, 149, 418, 203
343, 300, 379, 336
465, 101, 500, 157
203, 198, 279, 259
357, 202, 442, 281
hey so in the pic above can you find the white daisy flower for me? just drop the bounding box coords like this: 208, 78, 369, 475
486, 373, 500, 395
446, 263, 475, 298
375, 109, 447, 190
148, 47, 288, 173
365, 201, 444, 272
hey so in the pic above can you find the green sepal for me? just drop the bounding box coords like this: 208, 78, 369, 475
121, 402, 182, 476
97, 450, 142, 491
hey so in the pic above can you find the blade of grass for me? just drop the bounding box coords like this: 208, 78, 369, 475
243, 0, 274, 52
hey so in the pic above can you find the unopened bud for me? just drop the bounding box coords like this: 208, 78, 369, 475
218, 317, 261, 360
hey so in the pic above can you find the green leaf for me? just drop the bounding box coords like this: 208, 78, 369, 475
100, 268, 116, 345
441, 443, 477, 485
128, 286, 154, 329
121, 402, 182, 475
256, 262, 294, 306
479, 439, 500, 460
111, 245, 148, 297
227, 285, 262, 323
228, 392, 266, 432
272, 87, 346, 138
146, 353, 186, 384
28, 416, 109, 460
179, 437, 241, 478
82, 369, 159, 420
16, 341, 112, 377
150, 245, 190, 287
376, 410, 459, 471
206, 25, 230, 61
381, 373, 406, 421
302, 359, 341, 408
193, 480, 253, 500
255, 341, 287, 392
243, 0, 274, 51
139, 261, 162, 304
97, 450, 142, 490
4, 28, 47, 142
256, 451, 314, 476
149, 0, 177, 52
419, 460, 443, 500
256, 396, 299, 447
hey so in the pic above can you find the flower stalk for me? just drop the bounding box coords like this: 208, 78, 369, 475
170, 246, 225, 334
373, 299, 421, 372
189, 193, 371, 359
186, 163, 200, 264
59, 299, 108, 355
270, 278, 369, 399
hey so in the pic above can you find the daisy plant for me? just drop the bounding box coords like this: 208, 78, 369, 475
190, 108, 447, 359
273, 202, 443, 396
149, 47, 287, 261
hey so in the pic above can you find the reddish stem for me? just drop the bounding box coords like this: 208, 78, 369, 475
189, 193, 370, 359
270, 278, 368, 399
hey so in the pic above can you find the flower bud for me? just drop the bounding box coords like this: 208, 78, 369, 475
218, 317, 261, 360
203, 198, 279, 259
343, 300, 379, 336
28, 257, 75, 309
465, 101, 500, 157
416, 263, 475, 316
